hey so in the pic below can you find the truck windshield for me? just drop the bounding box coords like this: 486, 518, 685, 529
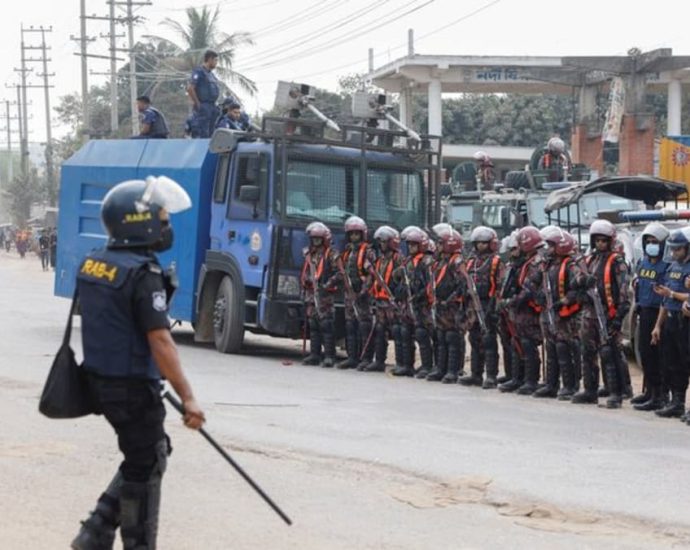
283, 159, 424, 227
447, 203, 473, 225
361, 168, 424, 228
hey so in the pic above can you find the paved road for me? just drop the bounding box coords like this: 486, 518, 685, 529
1, 250, 690, 549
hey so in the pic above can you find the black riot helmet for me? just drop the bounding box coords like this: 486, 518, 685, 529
101, 175, 192, 249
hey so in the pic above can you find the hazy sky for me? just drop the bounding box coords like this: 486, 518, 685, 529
1, 0, 689, 142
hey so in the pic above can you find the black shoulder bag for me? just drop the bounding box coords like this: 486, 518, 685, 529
39, 291, 94, 418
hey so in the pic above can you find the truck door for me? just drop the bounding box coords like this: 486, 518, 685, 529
216, 152, 271, 289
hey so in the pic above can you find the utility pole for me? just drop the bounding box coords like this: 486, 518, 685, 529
14, 27, 33, 177
0, 100, 21, 184
70, 1, 97, 139
109, 0, 152, 136
23, 26, 56, 205
85, 5, 126, 135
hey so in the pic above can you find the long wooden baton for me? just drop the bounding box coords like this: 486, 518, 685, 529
163, 392, 293, 526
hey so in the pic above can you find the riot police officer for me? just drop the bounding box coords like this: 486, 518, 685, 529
366, 226, 402, 372
572, 220, 630, 408
336, 216, 375, 370
300, 222, 339, 367
459, 226, 504, 389
71, 176, 205, 550
632, 222, 670, 411
186, 49, 221, 138
651, 228, 690, 418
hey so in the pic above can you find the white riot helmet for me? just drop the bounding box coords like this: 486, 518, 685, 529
641, 222, 670, 243
470, 225, 498, 252
589, 219, 617, 249
547, 137, 565, 154
539, 225, 562, 242
473, 151, 490, 162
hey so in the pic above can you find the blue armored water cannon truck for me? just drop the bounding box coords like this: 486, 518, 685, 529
55, 84, 442, 354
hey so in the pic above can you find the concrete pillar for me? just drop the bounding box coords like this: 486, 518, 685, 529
427, 77, 442, 136
399, 87, 413, 128
668, 79, 682, 136
571, 125, 604, 175
618, 114, 655, 176
577, 85, 598, 125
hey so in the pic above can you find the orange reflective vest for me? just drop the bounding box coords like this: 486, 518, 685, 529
586, 253, 619, 320
300, 249, 328, 288
557, 257, 580, 318
467, 255, 500, 298
342, 243, 367, 275
372, 256, 395, 300
518, 255, 542, 313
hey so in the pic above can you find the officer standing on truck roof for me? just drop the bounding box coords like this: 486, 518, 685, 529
186, 49, 221, 138
70, 176, 205, 550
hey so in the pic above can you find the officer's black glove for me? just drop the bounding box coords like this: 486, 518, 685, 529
534, 291, 547, 307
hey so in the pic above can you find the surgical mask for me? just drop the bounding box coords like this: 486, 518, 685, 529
645, 243, 660, 257
153, 226, 174, 252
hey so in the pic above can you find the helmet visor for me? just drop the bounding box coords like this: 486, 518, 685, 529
141, 175, 192, 214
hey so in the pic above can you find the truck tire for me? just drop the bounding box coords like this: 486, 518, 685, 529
213, 275, 245, 353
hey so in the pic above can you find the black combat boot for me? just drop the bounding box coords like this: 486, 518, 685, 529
533, 341, 559, 398
483, 331, 499, 389
656, 390, 686, 418
320, 319, 336, 368
426, 329, 447, 381
72, 473, 122, 550
336, 320, 359, 369
604, 344, 628, 408
556, 342, 577, 401
119, 478, 161, 550
570, 338, 582, 392
497, 336, 513, 384
364, 325, 387, 372
302, 319, 322, 366
392, 324, 415, 377
356, 320, 375, 370
415, 327, 433, 379
516, 339, 540, 395
572, 361, 599, 404
630, 384, 651, 406
633, 386, 665, 411
442, 332, 461, 384
499, 356, 524, 393
459, 349, 483, 385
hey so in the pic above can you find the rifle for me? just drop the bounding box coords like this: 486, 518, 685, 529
370, 260, 402, 314
588, 285, 610, 347
400, 262, 418, 324
336, 255, 361, 321
307, 254, 321, 319
541, 265, 558, 334
428, 264, 438, 329
164, 392, 292, 526
575, 254, 609, 347
460, 261, 487, 334
498, 266, 523, 358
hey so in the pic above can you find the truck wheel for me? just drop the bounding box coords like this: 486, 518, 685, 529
213, 276, 245, 353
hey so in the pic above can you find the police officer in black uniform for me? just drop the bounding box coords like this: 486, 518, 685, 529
651, 228, 690, 418
186, 49, 221, 138
134, 95, 169, 139
71, 176, 205, 550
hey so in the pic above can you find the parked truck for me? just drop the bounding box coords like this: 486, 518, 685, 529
55, 84, 442, 354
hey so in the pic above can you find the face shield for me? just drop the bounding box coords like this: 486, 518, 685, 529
138, 175, 192, 215
663, 242, 688, 264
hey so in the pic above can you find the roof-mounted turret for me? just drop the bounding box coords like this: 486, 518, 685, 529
274, 81, 341, 133
351, 91, 421, 143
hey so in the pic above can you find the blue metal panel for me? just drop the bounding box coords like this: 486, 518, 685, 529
669, 135, 690, 147
55, 139, 217, 323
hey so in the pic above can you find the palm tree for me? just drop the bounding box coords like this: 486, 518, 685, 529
145, 6, 256, 99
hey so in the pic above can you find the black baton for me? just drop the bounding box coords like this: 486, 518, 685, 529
163, 391, 293, 526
